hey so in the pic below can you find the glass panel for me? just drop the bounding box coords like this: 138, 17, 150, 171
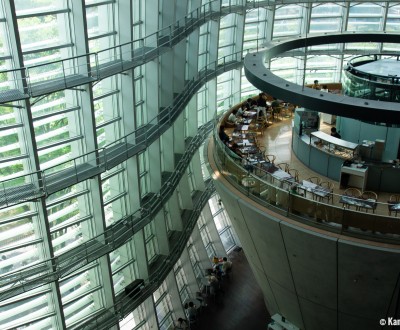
17, 14, 68, 53
62, 264, 104, 327
0, 292, 53, 329
14, 0, 66, 15
347, 3, 384, 32
86, 3, 115, 39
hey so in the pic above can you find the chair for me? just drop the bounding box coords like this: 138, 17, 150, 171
344, 187, 361, 197
388, 194, 400, 217
277, 162, 290, 172
288, 168, 299, 182
341, 188, 362, 209
307, 176, 321, 185
258, 145, 266, 154
318, 181, 334, 203
264, 154, 276, 164
255, 123, 264, 136
257, 116, 268, 128
358, 191, 378, 213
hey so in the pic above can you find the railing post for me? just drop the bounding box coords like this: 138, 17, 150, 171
74, 158, 79, 184
95, 53, 100, 79
102, 147, 107, 171
116, 45, 121, 71
2, 182, 8, 208
39, 170, 46, 196
125, 136, 129, 161
62, 60, 67, 88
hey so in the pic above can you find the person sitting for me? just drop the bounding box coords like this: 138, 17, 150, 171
218, 125, 230, 145
245, 98, 253, 110
230, 143, 242, 157
175, 317, 189, 329
271, 98, 281, 120
290, 184, 303, 196
312, 79, 321, 90
321, 85, 329, 92
227, 111, 237, 123
331, 127, 341, 139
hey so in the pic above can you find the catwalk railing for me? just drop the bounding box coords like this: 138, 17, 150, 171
0, 52, 242, 210
0, 120, 215, 303
0, 0, 274, 104
72, 180, 215, 330
212, 125, 400, 244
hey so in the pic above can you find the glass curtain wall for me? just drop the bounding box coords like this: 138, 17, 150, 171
0, 0, 399, 328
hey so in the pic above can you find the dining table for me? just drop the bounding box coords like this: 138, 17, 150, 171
270, 169, 294, 188
298, 180, 331, 199
388, 202, 400, 216
339, 195, 377, 212
235, 124, 250, 133
238, 146, 259, 155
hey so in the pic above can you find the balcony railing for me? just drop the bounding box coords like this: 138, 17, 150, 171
0, 51, 242, 210
72, 180, 215, 330
0, 120, 215, 302
0, 0, 267, 104
212, 125, 400, 243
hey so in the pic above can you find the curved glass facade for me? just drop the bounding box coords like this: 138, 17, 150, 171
0, 0, 399, 329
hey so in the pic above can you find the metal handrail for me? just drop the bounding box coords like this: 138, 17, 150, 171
73, 180, 215, 330
0, 120, 214, 302
0, 51, 243, 209
212, 120, 400, 242
0, 0, 263, 101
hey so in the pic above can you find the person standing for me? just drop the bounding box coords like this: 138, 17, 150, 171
221, 257, 232, 274
331, 127, 341, 139
218, 126, 229, 145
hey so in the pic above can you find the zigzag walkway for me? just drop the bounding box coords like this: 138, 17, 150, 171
75, 180, 215, 330
0, 58, 241, 209
0, 120, 215, 303
0, 1, 268, 103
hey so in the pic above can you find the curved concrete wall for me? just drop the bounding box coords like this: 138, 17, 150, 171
212, 168, 400, 330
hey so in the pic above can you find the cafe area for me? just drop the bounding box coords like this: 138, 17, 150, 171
215, 92, 400, 237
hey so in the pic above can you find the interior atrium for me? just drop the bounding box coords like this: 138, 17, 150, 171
0, 0, 400, 329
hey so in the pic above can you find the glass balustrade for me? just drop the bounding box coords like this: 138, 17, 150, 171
212, 126, 400, 240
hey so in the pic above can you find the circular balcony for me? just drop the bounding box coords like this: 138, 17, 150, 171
207, 107, 400, 329
343, 54, 400, 103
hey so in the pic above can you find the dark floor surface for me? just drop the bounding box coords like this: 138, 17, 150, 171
191, 249, 270, 330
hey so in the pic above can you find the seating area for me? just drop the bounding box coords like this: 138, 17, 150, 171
217, 100, 400, 222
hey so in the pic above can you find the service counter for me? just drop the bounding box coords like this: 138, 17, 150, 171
292, 130, 400, 193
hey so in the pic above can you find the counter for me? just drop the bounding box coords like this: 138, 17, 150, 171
292, 130, 400, 193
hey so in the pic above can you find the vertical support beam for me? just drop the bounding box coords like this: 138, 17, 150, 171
190, 151, 206, 191
167, 193, 184, 231
154, 211, 170, 256
134, 229, 149, 280
201, 203, 225, 256
69, 0, 116, 315
180, 248, 201, 294
3, 0, 66, 328
178, 177, 194, 211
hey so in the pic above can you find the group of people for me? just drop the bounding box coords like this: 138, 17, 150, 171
226, 92, 282, 126
174, 256, 233, 329
212, 256, 233, 279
